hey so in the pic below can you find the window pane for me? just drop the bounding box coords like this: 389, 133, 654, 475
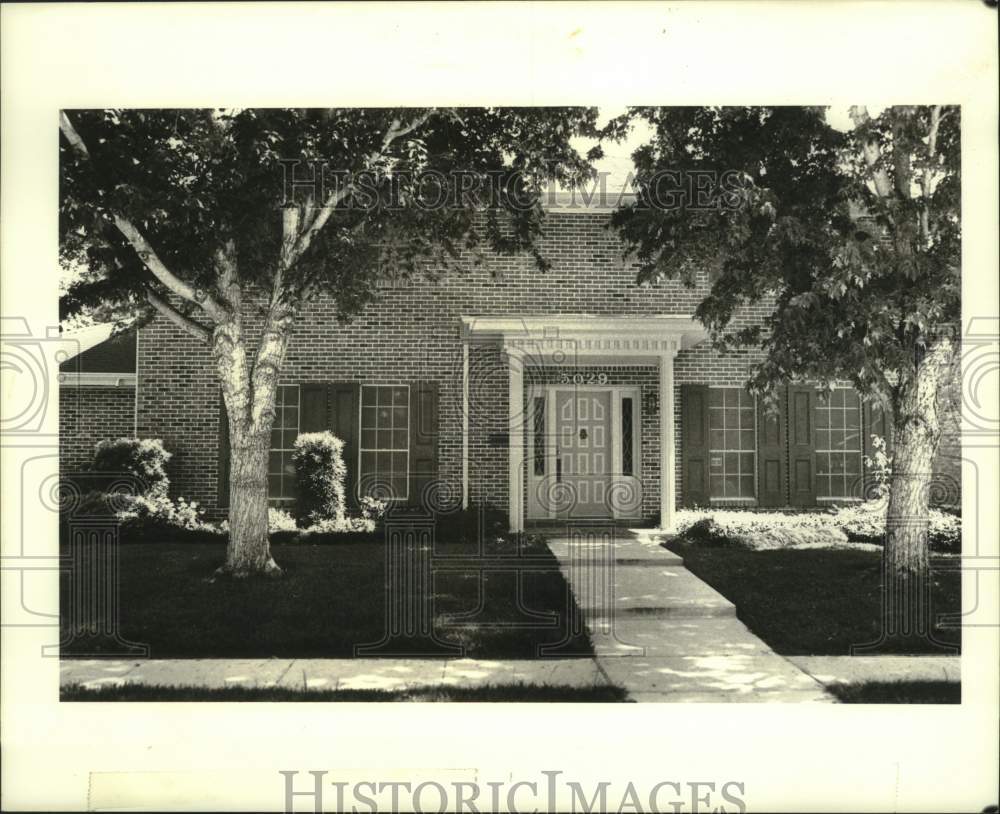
361, 428, 376, 448
621, 397, 633, 476
392, 407, 407, 429
376, 428, 392, 449
377, 451, 392, 476
392, 428, 408, 450
534, 396, 546, 476
378, 386, 394, 406
392, 386, 408, 405
360, 406, 375, 430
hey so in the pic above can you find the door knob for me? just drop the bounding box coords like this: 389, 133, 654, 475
579, 428, 588, 441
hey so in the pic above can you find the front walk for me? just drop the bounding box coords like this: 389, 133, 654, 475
547, 526, 835, 703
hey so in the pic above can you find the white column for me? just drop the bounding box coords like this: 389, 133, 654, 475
507, 346, 525, 532
462, 339, 469, 510
659, 350, 676, 531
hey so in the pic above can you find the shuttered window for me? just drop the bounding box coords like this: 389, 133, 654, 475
268, 385, 300, 502
815, 388, 863, 499
708, 388, 756, 500
359, 385, 409, 500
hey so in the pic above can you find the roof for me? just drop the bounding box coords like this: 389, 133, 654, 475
59, 326, 136, 373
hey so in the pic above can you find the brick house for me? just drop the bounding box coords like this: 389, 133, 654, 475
62, 198, 962, 528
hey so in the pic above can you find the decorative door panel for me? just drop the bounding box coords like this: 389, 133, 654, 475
554, 390, 613, 518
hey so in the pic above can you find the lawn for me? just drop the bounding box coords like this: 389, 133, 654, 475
60, 534, 592, 660
61, 682, 627, 702
826, 680, 960, 704
665, 538, 961, 656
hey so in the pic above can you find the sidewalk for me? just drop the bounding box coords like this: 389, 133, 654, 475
548, 527, 835, 703
60, 657, 609, 693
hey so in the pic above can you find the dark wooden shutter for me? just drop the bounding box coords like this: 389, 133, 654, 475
757, 390, 787, 507
218, 394, 230, 508
681, 385, 710, 506
409, 381, 439, 508
787, 385, 817, 506
329, 384, 360, 506
300, 383, 329, 433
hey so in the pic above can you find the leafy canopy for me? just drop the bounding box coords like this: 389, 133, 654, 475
611, 106, 960, 406
60, 107, 604, 330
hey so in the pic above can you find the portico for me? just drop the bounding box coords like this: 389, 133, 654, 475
460, 315, 709, 532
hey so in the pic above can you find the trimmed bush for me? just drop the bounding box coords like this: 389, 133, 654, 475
676, 509, 848, 550
675, 501, 962, 553
92, 438, 171, 497
291, 432, 347, 527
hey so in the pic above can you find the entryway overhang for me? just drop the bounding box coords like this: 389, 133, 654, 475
459, 315, 710, 533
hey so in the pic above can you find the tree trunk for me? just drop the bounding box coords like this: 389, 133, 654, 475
224, 422, 281, 578
861, 337, 957, 652
212, 313, 284, 579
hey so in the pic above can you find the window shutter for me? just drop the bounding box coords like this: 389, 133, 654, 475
329, 383, 360, 507
300, 383, 329, 433
409, 380, 439, 508
757, 390, 787, 507
787, 385, 817, 506
680, 385, 710, 506
218, 394, 230, 509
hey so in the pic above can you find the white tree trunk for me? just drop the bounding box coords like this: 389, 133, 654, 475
212, 311, 285, 578
877, 336, 957, 647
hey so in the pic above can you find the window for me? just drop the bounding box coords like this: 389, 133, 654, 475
532, 396, 545, 475
708, 388, 756, 500
359, 385, 409, 499
268, 385, 300, 502
621, 397, 634, 476
815, 388, 863, 499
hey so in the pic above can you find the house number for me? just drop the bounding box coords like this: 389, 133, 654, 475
559, 372, 609, 385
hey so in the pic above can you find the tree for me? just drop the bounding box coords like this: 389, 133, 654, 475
613, 106, 960, 645
60, 107, 602, 577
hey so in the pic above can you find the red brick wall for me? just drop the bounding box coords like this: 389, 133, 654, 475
138, 211, 718, 518
59, 386, 136, 475
136, 209, 962, 518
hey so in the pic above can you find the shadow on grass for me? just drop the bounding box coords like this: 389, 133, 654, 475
60, 534, 592, 660
665, 538, 961, 656
826, 680, 960, 704
61, 681, 629, 702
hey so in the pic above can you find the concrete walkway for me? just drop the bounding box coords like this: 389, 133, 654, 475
788, 656, 960, 686
59, 657, 609, 693
548, 526, 835, 703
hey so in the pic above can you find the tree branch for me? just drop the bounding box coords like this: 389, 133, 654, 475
286, 108, 439, 267
59, 111, 229, 324
145, 290, 211, 343
848, 106, 894, 199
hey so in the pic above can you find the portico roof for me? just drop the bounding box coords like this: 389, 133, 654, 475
459, 314, 709, 359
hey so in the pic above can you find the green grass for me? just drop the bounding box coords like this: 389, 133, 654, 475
61, 681, 627, 702
60, 535, 592, 660
827, 680, 960, 704
665, 538, 961, 656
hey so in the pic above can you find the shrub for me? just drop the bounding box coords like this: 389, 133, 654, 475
267, 508, 298, 533
675, 508, 847, 550
291, 432, 346, 527
114, 492, 222, 538
91, 438, 171, 498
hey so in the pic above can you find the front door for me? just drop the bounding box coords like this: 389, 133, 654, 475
555, 390, 612, 518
